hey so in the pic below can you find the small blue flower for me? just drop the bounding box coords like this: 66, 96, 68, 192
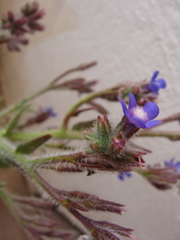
44, 107, 57, 117
164, 158, 180, 172
148, 71, 166, 94
118, 92, 162, 128
118, 172, 132, 181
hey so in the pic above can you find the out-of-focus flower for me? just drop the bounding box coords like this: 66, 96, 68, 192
55, 78, 97, 94
118, 92, 162, 128
44, 107, 57, 117
164, 158, 180, 172
118, 172, 132, 180
147, 71, 166, 94
18, 107, 57, 129
29, 107, 57, 124
138, 163, 180, 190
0, 1, 45, 51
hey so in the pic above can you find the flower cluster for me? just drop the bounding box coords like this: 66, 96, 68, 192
0, 1, 45, 51
97, 71, 167, 107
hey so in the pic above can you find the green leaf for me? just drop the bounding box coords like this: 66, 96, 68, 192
4, 104, 30, 136
16, 134, 52, 154
0, 182, 6, 188
72, 120, 95, 131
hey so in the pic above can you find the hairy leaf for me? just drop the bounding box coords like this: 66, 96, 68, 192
72, 120, 95, 131
16, 134, 51, 154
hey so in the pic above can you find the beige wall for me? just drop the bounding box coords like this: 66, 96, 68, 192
1, 1, 180, 240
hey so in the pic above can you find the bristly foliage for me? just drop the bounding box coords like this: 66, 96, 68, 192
33, 114, 146, 175
69, 209, 136, 240
0, 187, 72, 240
83, 115, 146, 173
33, 170, 136, 240
138, 164, 180, 190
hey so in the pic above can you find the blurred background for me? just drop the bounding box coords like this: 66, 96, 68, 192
0, 1, 180, 240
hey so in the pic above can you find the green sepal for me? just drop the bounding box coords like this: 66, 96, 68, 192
16, 134, 52, 154
4, 104, 30, 136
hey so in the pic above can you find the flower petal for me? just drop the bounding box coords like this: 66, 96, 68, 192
118, 98, 128, 115
175, 162, 180, 171
129, 116, 146, 128
143, 102, 159, 120
157, 79, 166, 89
45, 107, 57, 117
129, 92, 137, 109
149, 82, 160, 94
125, 172, 132, 177
151, 71, 159, 82
169, 158, 175, 165
118, 174, 124, 180
145, 120, 162, 128
165, 158, 174, 167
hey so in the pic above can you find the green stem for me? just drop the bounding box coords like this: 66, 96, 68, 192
139, 130, 180, 141
0, 86, 50, 121
61, 88, 115, 130
0, 137, 67, 208
49, 61, 97, 86
28, 152, 81, 167
0, 124, 179, 142
0, 136, 43, 188
1, 129, 82, 141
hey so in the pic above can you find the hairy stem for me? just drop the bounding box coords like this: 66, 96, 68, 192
139, 130, 180, 141
50, 61, 97, 86
0, 124, 179, 142
0, 129, 82, 141
0, 87, 49, 120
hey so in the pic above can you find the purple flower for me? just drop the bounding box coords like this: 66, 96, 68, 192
118, 172, 132, 181
118, 92, 162, 128
164, 158, 180, 172
148, 71, 166, 94
44, 107, 57, 117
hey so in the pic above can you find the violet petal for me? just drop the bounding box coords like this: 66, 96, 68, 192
143, 102, 159, 120
145, 120, 162, 128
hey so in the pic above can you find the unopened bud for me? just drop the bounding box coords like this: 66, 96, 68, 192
8, 11, 14, 21
78, 61, 97, 70
111, 137, 126, 153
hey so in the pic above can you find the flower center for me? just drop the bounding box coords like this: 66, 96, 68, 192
132, 107, 148, 120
